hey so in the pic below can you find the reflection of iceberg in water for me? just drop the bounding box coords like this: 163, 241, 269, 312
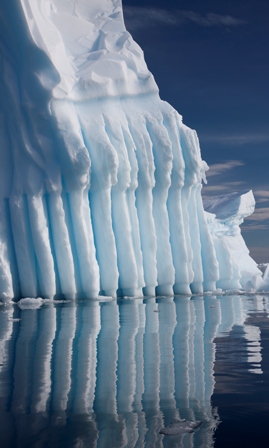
0, 295, 267, 447
215, 295, 264, 376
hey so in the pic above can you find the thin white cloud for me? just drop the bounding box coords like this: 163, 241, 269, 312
123, 7, 178, 29
123, 7, 247, 31
202, 183, 248, 203
202, 181, 246, 195
183, 11, 247, 27
253, 190, 269, 203
246, 207, 269, 222
241, 206, 269, 232
255, 198, 269, 204
199, 133, 269, 145
205, 160, 244, 177
202, 161, 247, 201
242, 224, 269, 231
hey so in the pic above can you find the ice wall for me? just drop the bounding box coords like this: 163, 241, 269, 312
0, 0, 261, 300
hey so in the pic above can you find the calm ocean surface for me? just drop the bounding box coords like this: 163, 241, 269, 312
0, 294, 269, 447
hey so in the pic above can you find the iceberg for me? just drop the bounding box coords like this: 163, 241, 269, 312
0, 0, 262, 300
203, 190, 263, 291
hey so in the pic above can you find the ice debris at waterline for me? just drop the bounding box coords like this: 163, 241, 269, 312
160, 419, 202, 436
0, 0, 263, 301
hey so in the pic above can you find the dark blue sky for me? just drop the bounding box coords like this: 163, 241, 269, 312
123, 0, 269, 263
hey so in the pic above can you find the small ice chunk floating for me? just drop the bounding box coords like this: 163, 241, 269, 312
160, 419, 202, 436
0, 0, 263, 300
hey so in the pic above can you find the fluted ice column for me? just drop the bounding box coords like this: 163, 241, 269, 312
0, 305, 18, 448
9, 197, 39, 298
218, 295, 236, 335
173, 296, 220, 448
125, 101, 158, 296
192, 297, 206, 409
116, 300, 140, 446
133, 300, 147, 446
194, 297, 221, 448
94, 301, 119, 414
71, 301, 101, 414
0, 304, 14, 400
180, 124, 219, 294
148, 116, 175, 296
133, 301, 146, 411
216, 294, 263, 375
75, 103, 118, 297
143, 298, 163, 447
203, 297, 221, 405
174, 297, 192, 413
232, 295, 246, 327
164, 111, 192, 295
196, 191, 220, 292
11, 308, 39, 413
243, 324, 263, 375
238, 295, 263, 375
158, 297, 178, 425
50, 303, 76, 413
186, 298, 196, 419
47, 192, 77, 297
105, 110, 142, 297
0, 201, 19, 299
188, 187, 204, 294
30, 304, 56, 413
94, 301, 120, 447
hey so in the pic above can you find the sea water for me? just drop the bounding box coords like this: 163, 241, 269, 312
0, 294, 268, 447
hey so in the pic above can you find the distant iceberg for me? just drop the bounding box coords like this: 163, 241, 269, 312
203, 190, 263, 291
0, 0, 263, 300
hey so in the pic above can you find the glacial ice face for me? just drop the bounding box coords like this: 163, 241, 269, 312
0, 0, 261, 300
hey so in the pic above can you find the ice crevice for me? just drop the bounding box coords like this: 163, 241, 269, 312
0, 0, 264, 301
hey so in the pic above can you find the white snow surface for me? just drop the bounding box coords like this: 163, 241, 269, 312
0, 0, 263, 300
20, 0, 158, 100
